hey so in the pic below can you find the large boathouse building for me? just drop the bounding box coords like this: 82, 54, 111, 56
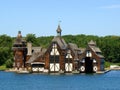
12, 25, 105, 73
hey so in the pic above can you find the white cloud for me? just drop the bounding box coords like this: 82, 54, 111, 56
100, 4, 120, 9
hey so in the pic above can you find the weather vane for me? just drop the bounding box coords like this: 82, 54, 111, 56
58, 18, 62, 25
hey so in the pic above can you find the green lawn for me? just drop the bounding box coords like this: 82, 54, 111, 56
105, 61, 120, 68
0, 65, 7, 71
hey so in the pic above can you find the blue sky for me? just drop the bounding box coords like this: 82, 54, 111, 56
0, 0, 120, 37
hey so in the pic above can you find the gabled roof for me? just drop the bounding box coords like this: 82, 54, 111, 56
26, 48, 46, 64
51, 24, 67, 49
26, 52, 40, 64
88, 40, 104, 58
68, 43, 78, 50
79, 48, 85, 54
68, 43, 82, 60
89, 45, 101, 53
52, 36, 67, 49
88, 40, 101, 53
32, 47, 42, 52
68, 43, 78, 53
97, 54, 104, 58
88, 40, 96, 46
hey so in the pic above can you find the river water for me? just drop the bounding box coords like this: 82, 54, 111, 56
0, 70, 120, 90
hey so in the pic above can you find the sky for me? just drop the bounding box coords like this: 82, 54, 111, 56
0, 0, 120, 37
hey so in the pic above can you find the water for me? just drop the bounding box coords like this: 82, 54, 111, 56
0, 71, 120, 90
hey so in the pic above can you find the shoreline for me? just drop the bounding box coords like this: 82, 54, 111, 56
3, 68, 114, 75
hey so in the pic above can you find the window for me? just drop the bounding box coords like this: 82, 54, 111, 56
50, 43, 60, 56
86, 50, 92, 57
66, 50, 72, 59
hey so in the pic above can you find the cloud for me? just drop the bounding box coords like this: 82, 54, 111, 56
100, 4, 120, 9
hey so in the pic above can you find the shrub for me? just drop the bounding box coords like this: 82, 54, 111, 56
5, 59, 13, 68
105, 61, 111, 68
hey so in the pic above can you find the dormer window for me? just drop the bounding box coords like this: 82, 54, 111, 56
66, 50, 72, 59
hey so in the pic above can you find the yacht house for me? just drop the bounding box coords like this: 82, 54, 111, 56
12, 25, 105, 73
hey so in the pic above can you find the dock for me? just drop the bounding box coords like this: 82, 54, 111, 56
17, 70, 30, 74
96, 70, 111, 74
4, 68, 116, 74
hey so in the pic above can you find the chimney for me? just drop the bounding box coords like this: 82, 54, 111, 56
27, 42, 32, 55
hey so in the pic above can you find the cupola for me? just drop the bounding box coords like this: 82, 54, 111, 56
56, 24, 62, 36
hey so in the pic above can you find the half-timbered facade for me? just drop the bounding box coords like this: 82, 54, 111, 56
12, 26, 105, 73
43, 25, 82, 73
79, 40, 105, 73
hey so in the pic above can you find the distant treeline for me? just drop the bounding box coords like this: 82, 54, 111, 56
0, 34, 120, 67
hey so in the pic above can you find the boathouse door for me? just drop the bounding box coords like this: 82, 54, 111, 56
85, 57, 93, 73
31, 63, 45, 72
50, 43, 60, 72
50, 56, 60, 72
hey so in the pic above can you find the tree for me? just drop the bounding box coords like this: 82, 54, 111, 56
25, 34, 37, 46
0, 34, 13, 47
0, 47, 10, 65
5, 59, 13, 68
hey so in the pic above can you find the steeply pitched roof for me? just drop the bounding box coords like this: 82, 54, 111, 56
79, 48, 85, 53
52, 36, 67, 49
26, 52, 40, 64
88, 40, 96, 46
88, 40, 104, 58
68, 43, 82, 60
32, 47, 42, 52
89, 45, 101, 53
68, 43, 78, 49
97, 54, 104, 58
51, 24, 67, 49
26, 48, 46, 64
13, 31, 26, 45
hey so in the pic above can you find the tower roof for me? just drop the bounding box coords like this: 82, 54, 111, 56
52, 24, 67, 49
52, 36, 67, 49
88, 40, 96, 46
56, 24, 62, 36
13, 31, 26, 46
